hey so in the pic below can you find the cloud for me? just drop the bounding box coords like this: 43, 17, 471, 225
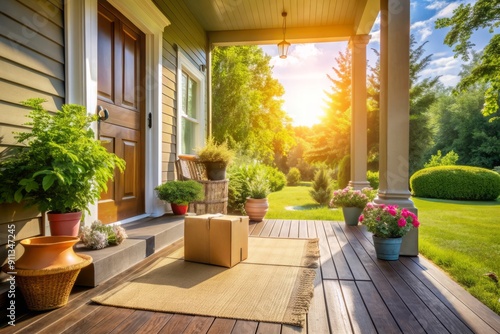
420, 54, 461, 86
425, 1, 448, 10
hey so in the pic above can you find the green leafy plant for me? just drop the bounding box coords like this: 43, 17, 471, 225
0, 98, 125, 213
195, 137, 235, 166
155, 180, 204, 205
247, 170, 270, 199
359, 203, 420, 238
329, 186, 375, 208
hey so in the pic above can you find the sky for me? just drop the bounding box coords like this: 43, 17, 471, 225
260, 0, 493, 127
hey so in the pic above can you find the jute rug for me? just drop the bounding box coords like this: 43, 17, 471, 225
92, 237, 319, 327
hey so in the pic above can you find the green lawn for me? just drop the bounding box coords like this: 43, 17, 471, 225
266, 184, 500, 315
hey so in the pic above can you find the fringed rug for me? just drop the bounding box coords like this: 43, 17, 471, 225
92, 237, 319, 327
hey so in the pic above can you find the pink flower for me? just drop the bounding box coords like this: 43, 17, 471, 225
398, 218, 407, 227
358, 214, 364, 222
387, 207, 397, 216
412, 219, 420, 228
366, 202, 375, 209
401, 208, 410, 218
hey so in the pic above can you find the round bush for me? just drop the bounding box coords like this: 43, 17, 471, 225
287, 167, 301, 186
410, 166, 500, 201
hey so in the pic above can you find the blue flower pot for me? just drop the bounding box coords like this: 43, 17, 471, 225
372, 235, 403, 261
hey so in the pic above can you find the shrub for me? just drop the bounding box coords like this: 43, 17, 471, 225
424, 150, 459, 168
366, 170, 379, 189
227, 162, 286, 212
410, 166, 500, 200
310, 169, 332, 206
338, 155, 350, 188
155, 180, 204, 205
195, 137, 235, 166
287, 167, 301, 186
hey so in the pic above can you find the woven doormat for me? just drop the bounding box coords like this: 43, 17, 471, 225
92, 237, 319, 327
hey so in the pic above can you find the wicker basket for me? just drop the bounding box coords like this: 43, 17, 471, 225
4, 254, 92, 311
189, 179, 228, 215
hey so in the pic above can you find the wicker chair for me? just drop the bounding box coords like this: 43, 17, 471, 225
175, 155, 228, 214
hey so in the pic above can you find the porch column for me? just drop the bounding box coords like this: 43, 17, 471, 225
377, 0, 418, 255
348, 35, 370, 191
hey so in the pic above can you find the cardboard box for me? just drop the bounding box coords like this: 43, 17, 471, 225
184, 214, 249, 267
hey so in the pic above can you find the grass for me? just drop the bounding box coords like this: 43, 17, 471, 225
266, 184, 500, 315
266, 182, 343, 221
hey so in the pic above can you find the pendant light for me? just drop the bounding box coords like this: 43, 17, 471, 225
277, 11, 290, 59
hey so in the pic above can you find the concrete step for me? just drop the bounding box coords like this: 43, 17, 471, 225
75, 215, 184, 287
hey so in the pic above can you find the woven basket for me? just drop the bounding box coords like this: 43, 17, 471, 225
4, 254, 92, 311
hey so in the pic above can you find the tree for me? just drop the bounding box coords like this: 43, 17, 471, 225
211, 46, 295, 163
408, 36, 440, 175
309, 169, 332, 206
306, 47, 351, 166
429, 85, 500, 169
435, 0, 500, 118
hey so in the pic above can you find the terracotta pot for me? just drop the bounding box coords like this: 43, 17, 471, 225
244, 197, 269, 222
48, 211, 82, 236
2, 236, 92, 311
171, 203, 189, 215
16, 236, 84, 270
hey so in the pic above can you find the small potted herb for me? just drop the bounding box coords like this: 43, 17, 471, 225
244, 170, 270, 222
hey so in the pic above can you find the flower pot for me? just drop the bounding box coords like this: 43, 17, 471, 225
372, 235, 403, 261
204, 161, 227, 180
171, 203, 189, 215
48, 211, 82, 236
342, 207, 363, 226
2, 236, 92, 310
244, 198, 269, 222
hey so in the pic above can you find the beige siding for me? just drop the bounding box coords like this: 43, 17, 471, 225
154, 0, 207, 182
0, 0, 63, 261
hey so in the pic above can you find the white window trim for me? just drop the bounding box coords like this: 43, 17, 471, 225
65, 0, 170, 225
176, 51, 206, 156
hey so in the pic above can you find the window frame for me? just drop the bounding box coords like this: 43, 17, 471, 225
176, 52, 206, 156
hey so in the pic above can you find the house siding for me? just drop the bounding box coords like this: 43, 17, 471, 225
154, 0, 207, 182
0, 0, 64, 269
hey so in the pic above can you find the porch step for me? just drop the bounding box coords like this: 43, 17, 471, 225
75, 215, 185, 287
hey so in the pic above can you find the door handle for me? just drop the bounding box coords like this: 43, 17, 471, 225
97, 105, 109, 121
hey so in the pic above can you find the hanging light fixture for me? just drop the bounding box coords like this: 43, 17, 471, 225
277, 11, 290, 59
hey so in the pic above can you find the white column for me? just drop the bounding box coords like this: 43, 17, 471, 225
349, 35, 370, 191
377, 0, 418, 255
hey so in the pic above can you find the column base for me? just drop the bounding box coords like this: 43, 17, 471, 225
348, 181, 371, 190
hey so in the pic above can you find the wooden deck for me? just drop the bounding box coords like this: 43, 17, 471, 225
3, 219, 500, 333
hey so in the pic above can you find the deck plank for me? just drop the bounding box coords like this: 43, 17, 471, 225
182, 315, 214, 333
134, 312, 175, 334
231, 320, 258, 334
269, 219, 284, 237
206, 318, 236, 333
279, 219, 292, 237
157, 314, 194, 333
315, 221, 337, 280
340, 280, 377, 333
331, 223, 370, 280
249, 220, 266, 236
256, 322, 281, 334
323, 222, 353, 280
323, 280, 352, 333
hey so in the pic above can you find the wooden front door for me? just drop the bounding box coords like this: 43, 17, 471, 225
97, 1, 145, 223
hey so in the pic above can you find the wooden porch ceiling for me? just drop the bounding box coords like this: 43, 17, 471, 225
183, 0, 379, 45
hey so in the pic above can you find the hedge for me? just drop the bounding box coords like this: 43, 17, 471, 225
410, 165, 500, 201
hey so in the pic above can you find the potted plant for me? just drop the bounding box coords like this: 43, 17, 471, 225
155, 180, 204, 215
0, 99, 125, 236
244, 171, 270, 222
329, 186, 375, 226
359, 203, 420, 260
195, 137, 235, 180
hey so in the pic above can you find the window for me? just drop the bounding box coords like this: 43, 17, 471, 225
177, 53, 205, 155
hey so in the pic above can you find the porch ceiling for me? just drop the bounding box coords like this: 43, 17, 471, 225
183, 0, 379, 45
